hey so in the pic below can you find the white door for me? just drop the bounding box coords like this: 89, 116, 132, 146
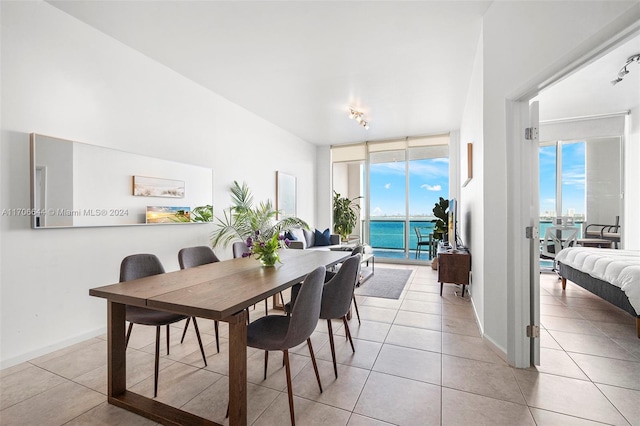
508, 99, 541, 368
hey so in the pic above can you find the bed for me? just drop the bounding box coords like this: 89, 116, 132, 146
555, 247, 640, 338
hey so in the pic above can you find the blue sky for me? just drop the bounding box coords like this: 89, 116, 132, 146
367, 141, 584, 219
370, 158, 449, 217
539, 142, 585, 216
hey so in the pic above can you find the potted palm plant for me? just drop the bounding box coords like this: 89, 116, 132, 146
333, 190, 362, 242
210, 181, 308, 250
430, 197, 449, 269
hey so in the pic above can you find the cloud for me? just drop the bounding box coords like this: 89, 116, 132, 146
562, 168, 585, 187
384, 183, 391, 189
420, 184, 441, 191
372, 207, 384, 216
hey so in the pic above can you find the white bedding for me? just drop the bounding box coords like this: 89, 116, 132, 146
555, 247, 640, 315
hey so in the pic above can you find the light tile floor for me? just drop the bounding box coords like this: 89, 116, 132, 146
1, 265, 639, 425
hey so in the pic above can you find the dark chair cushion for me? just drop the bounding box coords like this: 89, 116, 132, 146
126, 305, 188, 326
247, 315, 291, 350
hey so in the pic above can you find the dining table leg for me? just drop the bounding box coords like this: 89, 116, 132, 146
228, 309, 248, 425
107, 301, 126, 398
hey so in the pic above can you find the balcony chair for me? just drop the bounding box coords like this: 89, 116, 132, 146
584, 216, 620, 248
178, 246, 221, 353
415, 226, 434, 260
540, 226, 578, 275
121, 253, 207, 397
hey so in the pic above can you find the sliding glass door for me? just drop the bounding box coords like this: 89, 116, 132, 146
369, 149, 407, 258
368, 144, 449, 261
539, 137, 622, 248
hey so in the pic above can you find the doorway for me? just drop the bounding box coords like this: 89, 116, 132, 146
509, 28, 637, 368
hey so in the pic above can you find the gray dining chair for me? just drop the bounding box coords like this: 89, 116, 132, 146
178, 246, 221, 353
121, 253, 207, 397
232, 241, 249, 259
247, 265, 326, 426
320, 254, 361, 378
348, 246, 363, 324
285, 247, 362, 325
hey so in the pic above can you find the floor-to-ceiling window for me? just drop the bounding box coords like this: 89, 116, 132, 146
538, 113, 626, 255
539, 136, 622, 270
539, 140, 586, 237
332, 134, 450, 263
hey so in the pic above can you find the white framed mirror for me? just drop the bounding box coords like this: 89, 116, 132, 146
30, 134, 213, 228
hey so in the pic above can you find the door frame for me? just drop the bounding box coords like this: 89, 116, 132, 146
506, 99, 537, 368
506, 19, 640, 367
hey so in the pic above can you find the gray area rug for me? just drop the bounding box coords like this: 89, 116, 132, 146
355, 268, 413, 299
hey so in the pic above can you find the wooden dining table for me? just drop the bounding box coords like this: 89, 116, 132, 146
89, 248, 350, 426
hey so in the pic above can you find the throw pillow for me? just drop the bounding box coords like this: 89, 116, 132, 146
302, 228, 315, 248
284, 231, 297, 241
314, 228, 332, 246
289, 228, 306, 248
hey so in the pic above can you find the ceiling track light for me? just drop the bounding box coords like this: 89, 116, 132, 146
348, 108, 370, 130
611, 53, 640, 86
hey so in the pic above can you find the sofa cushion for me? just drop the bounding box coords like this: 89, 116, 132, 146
302, 228, 315, 248
314, 228, 332, 246
289, 228, 307, 249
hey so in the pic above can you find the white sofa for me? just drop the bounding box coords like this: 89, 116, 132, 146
286, 227, 342, 250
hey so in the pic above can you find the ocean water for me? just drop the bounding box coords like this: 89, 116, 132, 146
369, 220, 584, 252
370, 220, 436, 250
539, 221, 583, 239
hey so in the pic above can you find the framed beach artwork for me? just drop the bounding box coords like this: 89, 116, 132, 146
462, 143, 473, 187
133, 176, 185, 198
146, 206, 191, 223
276, 171, 296, 219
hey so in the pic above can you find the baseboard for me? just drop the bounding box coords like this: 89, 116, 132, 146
482, 332, 508, 364
470, 296, 508, 364
0, 326, 106, 370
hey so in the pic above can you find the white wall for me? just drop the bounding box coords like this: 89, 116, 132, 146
315, 146, 332, 231
459, 31, 484, 333
625, 108, 640, 249
0, 1, 317, 368
480, 0, 639, 353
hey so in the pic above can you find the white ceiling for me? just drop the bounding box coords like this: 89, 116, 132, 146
539, 34, 640, 122
49, 1, 639, 146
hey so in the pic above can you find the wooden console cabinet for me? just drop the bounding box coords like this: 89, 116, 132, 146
437, 248, 471, 296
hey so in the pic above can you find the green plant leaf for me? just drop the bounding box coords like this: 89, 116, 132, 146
333, 190, 362, 241
210, 181, 309, 248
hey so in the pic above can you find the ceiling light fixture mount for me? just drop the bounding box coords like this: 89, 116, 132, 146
611, 53, 640, 85
348, 108, 369, 130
